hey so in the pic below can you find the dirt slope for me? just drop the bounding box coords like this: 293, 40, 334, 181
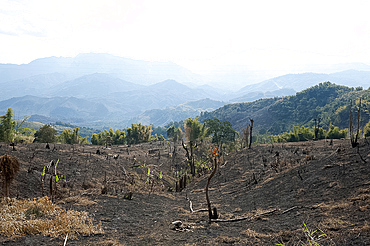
0, 139, 369, 245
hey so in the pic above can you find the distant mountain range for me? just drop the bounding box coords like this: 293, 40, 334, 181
0, 53, 200, 86
1, 53, 370, 129
237, 70, 370, 94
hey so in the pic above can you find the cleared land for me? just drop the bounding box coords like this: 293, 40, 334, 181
0, 139, 369, 245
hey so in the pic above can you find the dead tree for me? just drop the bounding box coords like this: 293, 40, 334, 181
182, 140, 196, 176
10, 142, 16, 151
175, 175, 187, 192
242, 125, 250, 149
349, 99, 367, 162
350, 99, 361, 148
0, 155, 20, 197
206, 148, 219, 223
249, 119, 254, 149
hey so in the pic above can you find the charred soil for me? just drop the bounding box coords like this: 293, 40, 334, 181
0, 139, 369, 245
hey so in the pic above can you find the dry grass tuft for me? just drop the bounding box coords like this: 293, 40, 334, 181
319, 217, 351, 231
0, 196, 103, 239
216, 235, 238, 244
62, 195, 97, 206
242, 228, 271, 239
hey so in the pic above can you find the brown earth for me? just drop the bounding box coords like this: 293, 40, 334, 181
0, 138, 369, 245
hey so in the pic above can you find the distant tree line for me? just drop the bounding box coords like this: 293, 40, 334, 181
271, 124, 348, 143
90, 123, 159, 146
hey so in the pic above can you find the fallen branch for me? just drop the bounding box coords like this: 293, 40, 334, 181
187, 197, 208, 213
121, 164, 128, 177
212, 208, 278, 223
281, 206, 298, 214
63, 233, 68, 246
357, 146, 367, 163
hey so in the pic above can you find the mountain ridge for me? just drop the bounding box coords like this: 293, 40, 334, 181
199, 82, 367, 135
1, 54, 370, 129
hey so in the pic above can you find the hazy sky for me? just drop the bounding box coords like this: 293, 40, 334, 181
1, 0, 370, 74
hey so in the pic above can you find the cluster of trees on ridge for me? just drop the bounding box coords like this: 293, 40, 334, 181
271, 124, 348, 142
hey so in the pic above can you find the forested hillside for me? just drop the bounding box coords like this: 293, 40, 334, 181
199, 82, 370, 135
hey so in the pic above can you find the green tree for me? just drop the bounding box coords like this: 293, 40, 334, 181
112, 129, 124, 144
205, 119, 237, 151
167, 126, 182, 143
17, 127, 36, 137
182, 118, 207, 176
33, 124, 58, 143
327, 123, 347, 139
151, 133, 165, 141
91, 128, 126, 145
126, 123, 152, 145
59, 128, 88, 144
0, 108, 16, 143
91, 133, 100, 145
91, 130, 109, 145
167, 126, 182, 158
364, 119, 370, 138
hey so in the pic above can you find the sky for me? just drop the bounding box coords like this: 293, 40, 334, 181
1, 0, 370, 75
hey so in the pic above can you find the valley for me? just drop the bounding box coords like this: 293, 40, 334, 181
1, 54, 370, 130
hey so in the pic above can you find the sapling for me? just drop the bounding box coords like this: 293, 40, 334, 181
41, 166, 46, 196
145, 167, 155, 196
41, 159, 66, 201
276, 222, 328, 246
54, 159, 66, 183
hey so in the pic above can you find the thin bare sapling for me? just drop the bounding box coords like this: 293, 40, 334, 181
206, 148, 219, 223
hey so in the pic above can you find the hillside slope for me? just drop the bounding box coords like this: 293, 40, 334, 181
0, 139, 368, 245
131, 98, 226, 126
200, 82, 370, 134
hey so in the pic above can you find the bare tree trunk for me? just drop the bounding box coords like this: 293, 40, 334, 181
249, 119, 254, 149
242, 125, 250, 149
350, 99, 353, 140
190, 141, 195, 176
350, 99, 361, 148
355, 99, 361, 144
206, 154, 218, 223
182, 140, 195, 176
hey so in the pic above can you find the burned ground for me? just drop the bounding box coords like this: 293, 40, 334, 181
0, 139, 369, 245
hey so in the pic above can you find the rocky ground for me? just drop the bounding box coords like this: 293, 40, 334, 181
0, 138, 369, 245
